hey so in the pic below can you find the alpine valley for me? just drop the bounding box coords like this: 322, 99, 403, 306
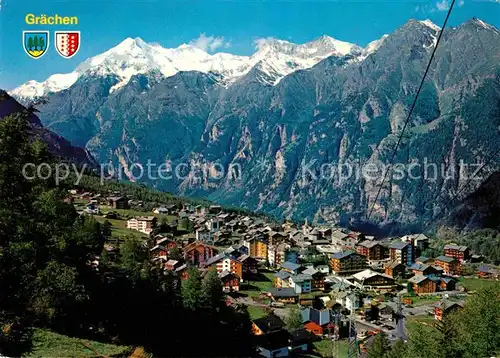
9, 18, 500, 231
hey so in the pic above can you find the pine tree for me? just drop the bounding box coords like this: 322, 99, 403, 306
285, 308, 303, 331
367, 333, 391, 358
201, 268, 223, 312
167, 246, 182, 261
386, 339, 406, 358
27, 37, 34, 51
181, 268, 202, 311
33, 36, 39, 51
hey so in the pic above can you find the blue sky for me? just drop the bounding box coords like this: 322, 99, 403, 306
1, 0, 499, 90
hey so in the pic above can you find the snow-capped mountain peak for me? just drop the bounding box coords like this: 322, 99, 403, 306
8, 30, 399, 98
419, 19, 441, 32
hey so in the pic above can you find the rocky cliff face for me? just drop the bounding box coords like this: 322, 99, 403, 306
0, 91, 97, 167
445, 171, 500, 231
11, 19, 500, 229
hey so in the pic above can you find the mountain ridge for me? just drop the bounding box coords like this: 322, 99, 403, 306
9, 18, 500, 230
10, 29, 395, 100
0, 90, 97, 167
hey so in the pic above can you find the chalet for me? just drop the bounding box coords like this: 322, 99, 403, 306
413, 234, 430, 256
155, 236, 176, 249
268, 231, 288, 246
444, 244, 470, 262
301, 308, 336, 336
434, 301, 463, 321
268, 243, 298, 267
269, 288, 298, 303
289, 274, 312, 294
415, 256, 433, 264
243, 237, 268, 259
238, 254, 258, 277
205, 217, 222, 232
290, 328, 318, 354
315, 245, 338, 255
150, 245, 168, 258
356, 241, 386, 261
477, 265, 500, 278
310, 239, 331, 246
302, 267, 325, 291
205, 253, 243, 281
195, 227, 212, 244
107, 196, 129, 209
127, 216, 157, 234
290, 231, 305, 244
389, 241, 414, 266
175, 263, 189, 280
255, 329, 291, 358
408, 275, 437, 294
384, 261, 406, 278
435, 255, 461, 276
317, 227, 333, 240
164, 259, 180, 271
329, 251, 367, 275
183, 241, 217, 267
216, 212, 233, 223
153, 207, 169, 214
409, 263, 442, 277
221, 246, 241, 259
351, 269, 396, 291
335, 292, 360, 312
252, 314, 285, 335
429, 275, 456, 291
331, 229, 350, 243
274, 270, 292, 288
281, 261, 302, 275
219, 271, 240, 292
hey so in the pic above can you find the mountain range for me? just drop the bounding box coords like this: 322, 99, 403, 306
9, 18, 500, 230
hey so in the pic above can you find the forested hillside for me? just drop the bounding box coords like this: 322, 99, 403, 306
0, 108, 253, 357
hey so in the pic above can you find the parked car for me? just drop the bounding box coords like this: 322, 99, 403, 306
270, 301, 285, 308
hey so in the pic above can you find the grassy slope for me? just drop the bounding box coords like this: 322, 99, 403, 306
459, 277, 499, 291
247, 306, 268, 320
25, 328, 131, 358
313, 339, 349, 357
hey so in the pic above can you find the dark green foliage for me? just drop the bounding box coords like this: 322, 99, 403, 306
201, 268, 223, 312
181, 268, 203, 311
285, 308, 303, 331
167, 246, 182, 261
387, 339, 407, 358
405, 284, 500, 358
367, 333, 391, 358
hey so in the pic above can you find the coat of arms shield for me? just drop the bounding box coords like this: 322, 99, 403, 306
55, 31, 81, 59
23, 31, 49, 59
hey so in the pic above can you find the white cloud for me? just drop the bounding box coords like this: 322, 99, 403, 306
253, 37, 276, 51
436, 0, 449, 11
458, 0, 465, 6
189, 33, 230, 52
